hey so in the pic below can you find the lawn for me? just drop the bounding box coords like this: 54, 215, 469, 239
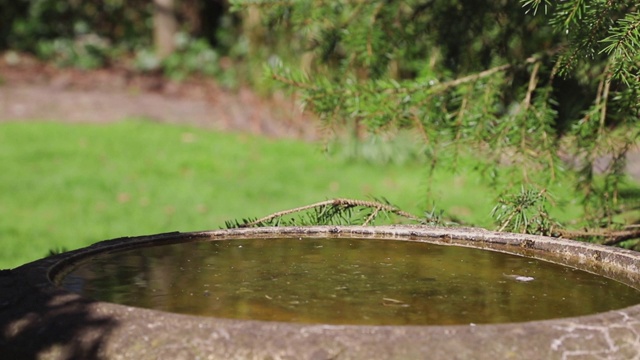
0, 120, 585, 269
0, 120, 425, 269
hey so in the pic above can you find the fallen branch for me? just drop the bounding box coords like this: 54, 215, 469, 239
555, 228, 640, 246
238, 198, 421, 228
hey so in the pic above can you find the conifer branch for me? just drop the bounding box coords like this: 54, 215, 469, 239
234, 198, 422, 228
271, 72, 315, 90
235, 0, 640, 244
600, 12, 640, 63
362, 206, 381, 226
428, 64, 510, 93
272, 54, 544, 100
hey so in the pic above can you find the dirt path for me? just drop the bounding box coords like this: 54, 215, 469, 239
1, 53, 639, 181
0, 53, 318, 140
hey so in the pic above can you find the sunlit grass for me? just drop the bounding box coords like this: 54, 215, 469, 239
1, 120, 429, 268
0, 120, 590, 269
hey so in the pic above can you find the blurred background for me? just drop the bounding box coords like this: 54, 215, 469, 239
1, 0, 639, 269
0, 0, 434, 269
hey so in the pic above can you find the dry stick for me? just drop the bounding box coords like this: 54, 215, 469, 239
411, 113, 430, 146
362, 206, 381, 226
599, 66, 612, 136
519, 61, 541, 183
425, 55, 538, 95
334, 198, 421, 221
430, 64, 510, 92
497, 206, 522, 233
276, 55, 542, 98
522, 61, 540, 110
239, 198, 421, 227
271, 73, 314, 90
556, 228, 640, 246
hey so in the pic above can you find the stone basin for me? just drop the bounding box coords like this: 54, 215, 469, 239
2, 225, 640, 359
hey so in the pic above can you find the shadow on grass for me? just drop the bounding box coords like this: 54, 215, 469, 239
0, 269, 117, 359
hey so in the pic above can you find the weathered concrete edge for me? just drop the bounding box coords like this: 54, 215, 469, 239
2, 225, 640, 359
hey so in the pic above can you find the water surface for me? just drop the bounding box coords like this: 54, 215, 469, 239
59, 238, 640, 325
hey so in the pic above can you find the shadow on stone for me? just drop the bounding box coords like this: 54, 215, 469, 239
0, 268, 117, 359
1, 227, 640, 359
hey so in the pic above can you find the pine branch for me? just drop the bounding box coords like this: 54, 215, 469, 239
362, 206, 381, 226
600, 12, 640, 63
233, 198, 422, 228
521, 0, 551, 16
271, 53, 546, 101
561, 0, 587, 28
271, 72, 315, 90
235, 0, 639, 237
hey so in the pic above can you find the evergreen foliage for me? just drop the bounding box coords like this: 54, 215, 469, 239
230, 0, 640, 240
491, 187, 559, 235
224, 198, 441, 228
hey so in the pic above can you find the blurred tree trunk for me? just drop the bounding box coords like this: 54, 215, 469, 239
153, 0, 177, 58
243, 5, 264, 51
179, 0, 228, 46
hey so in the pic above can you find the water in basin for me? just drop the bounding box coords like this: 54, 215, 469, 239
58, 237, 640, 325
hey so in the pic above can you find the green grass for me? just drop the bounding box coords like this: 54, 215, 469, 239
0, 120, 426, 269
0, 120, 589, 269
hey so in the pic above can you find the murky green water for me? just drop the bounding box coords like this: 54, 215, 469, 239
59, 238, 640, 325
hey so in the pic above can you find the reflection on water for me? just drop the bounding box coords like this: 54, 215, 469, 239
59, 238, 640, 325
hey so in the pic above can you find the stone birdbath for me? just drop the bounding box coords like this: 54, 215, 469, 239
2, 225, 640, 359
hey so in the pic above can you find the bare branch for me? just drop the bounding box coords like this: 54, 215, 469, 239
555, 228, 640, 245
